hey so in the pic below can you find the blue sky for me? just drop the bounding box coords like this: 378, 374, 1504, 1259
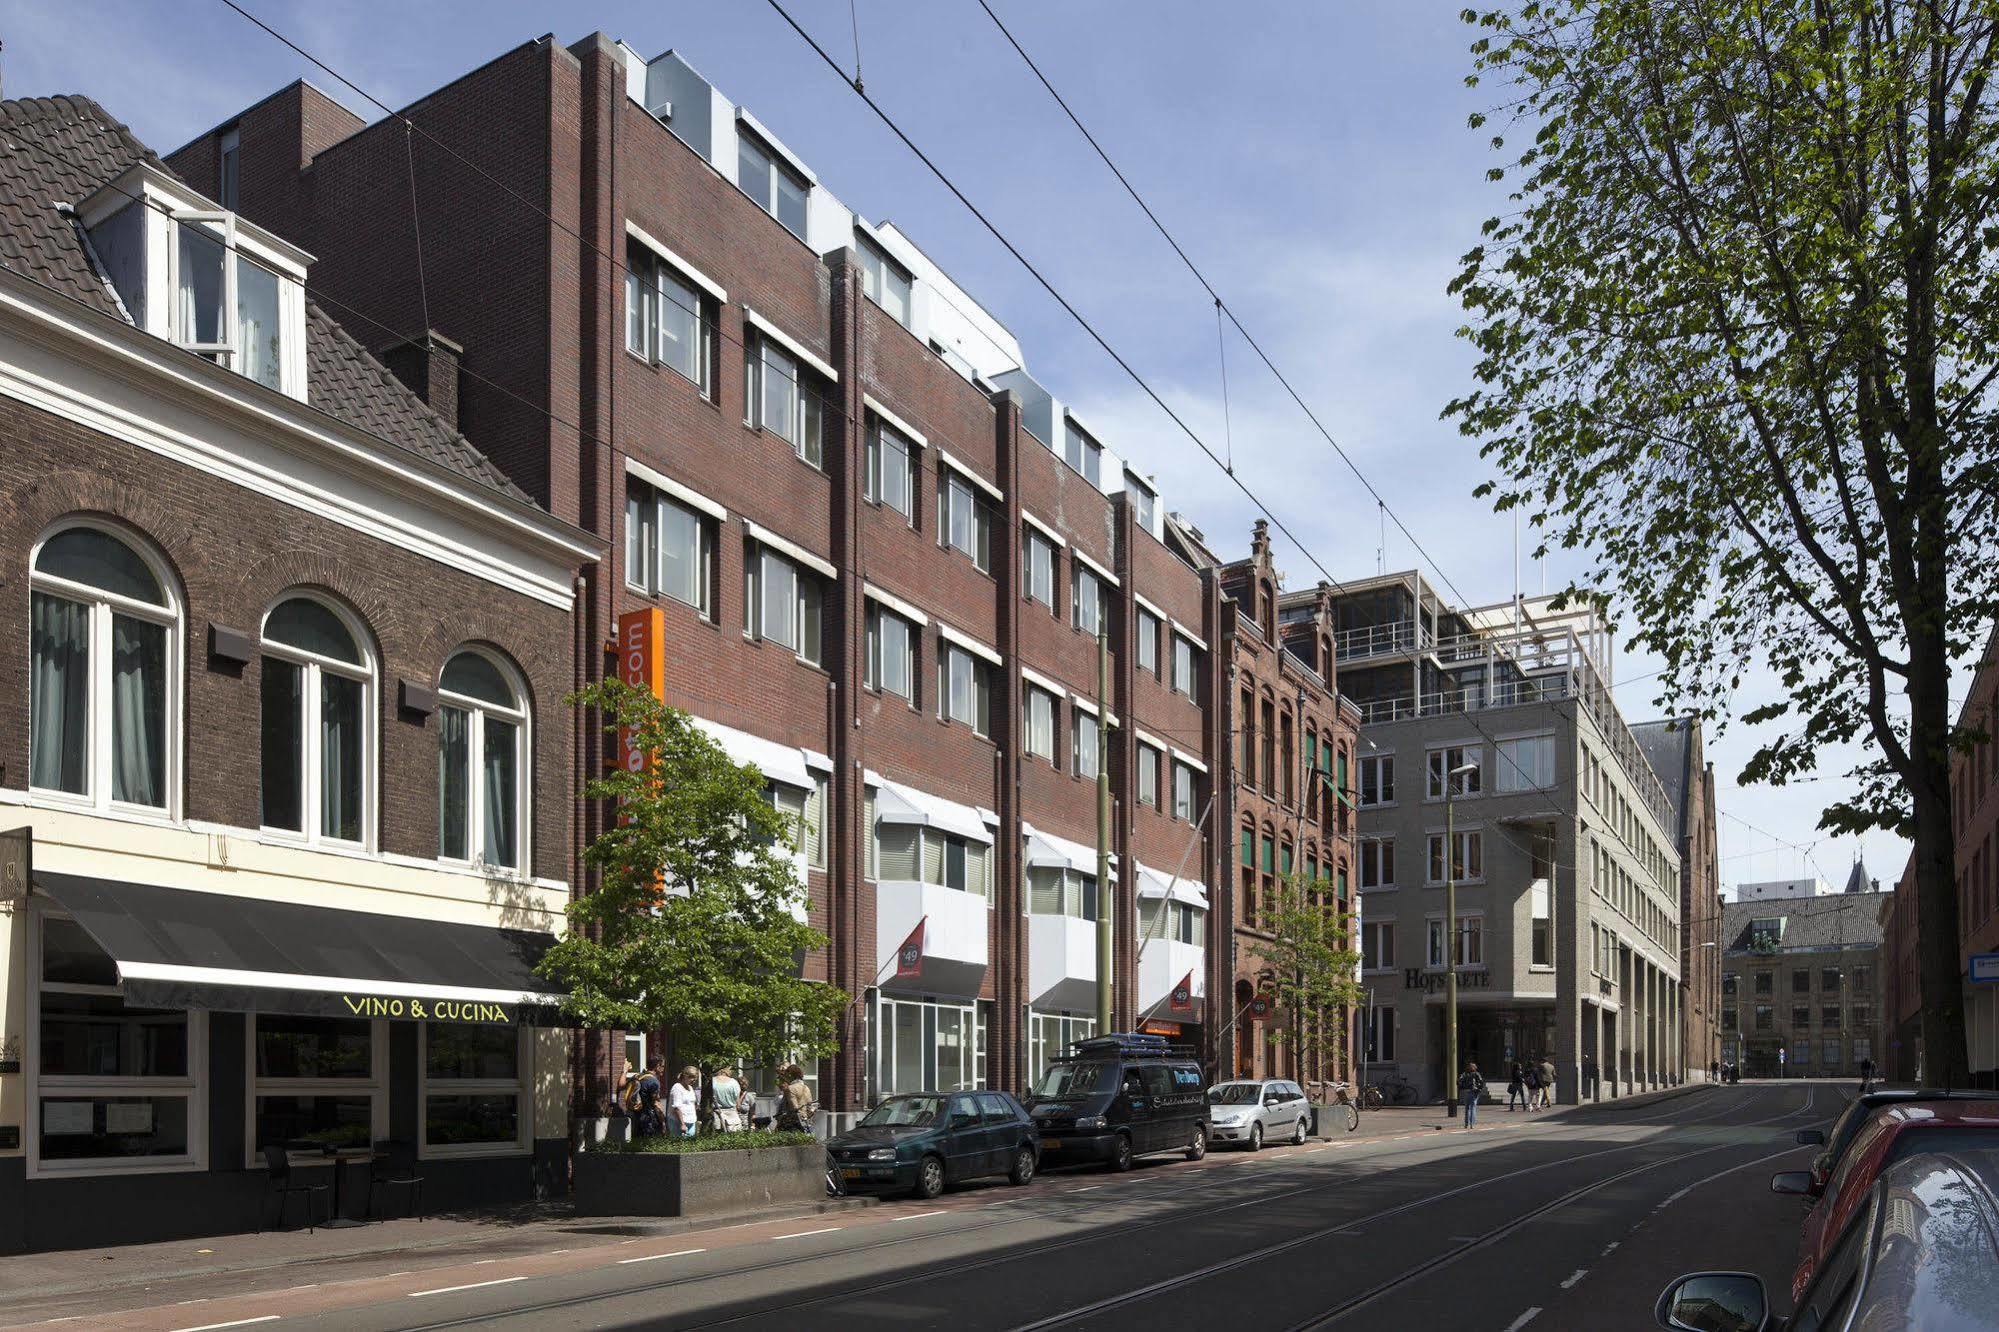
8, 0, 1916, 892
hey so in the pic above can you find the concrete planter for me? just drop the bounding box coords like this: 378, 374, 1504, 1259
573, 1143, 825, 1218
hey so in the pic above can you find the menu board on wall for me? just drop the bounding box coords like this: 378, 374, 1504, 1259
42, 1102, 92, 1135
106, 1102, 154, 1134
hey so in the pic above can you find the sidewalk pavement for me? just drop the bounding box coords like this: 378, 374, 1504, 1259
1312, 1077, 1711, 1141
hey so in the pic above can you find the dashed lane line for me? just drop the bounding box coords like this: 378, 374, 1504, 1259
617, 1249, 707, 1266
407, 1277, 527, 1298
771, 1227, 843, 1241
173, 1319, 283, 1332
894, 1211, 947, 1222
1559, 1269, 1588, 1290
1502, 1309, 1542, 1332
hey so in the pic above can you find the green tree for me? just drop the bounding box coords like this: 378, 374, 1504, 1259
538, 681, 845, 1081
1449, 1, 1999, 1084
1262, 875, 1366, 1082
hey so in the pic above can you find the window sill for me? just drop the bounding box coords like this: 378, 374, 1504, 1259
420, 1143, 533, 1162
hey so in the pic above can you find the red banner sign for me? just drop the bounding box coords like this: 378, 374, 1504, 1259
895, 918, 927, 979
1170, 972, 1194, 1012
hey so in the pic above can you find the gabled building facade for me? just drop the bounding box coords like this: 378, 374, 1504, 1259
1631, 716, 1723, 1079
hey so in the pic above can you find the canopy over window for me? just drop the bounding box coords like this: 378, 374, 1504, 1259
1023, 823, 1113, 874
1136, 860, 1210, 910
869, 774, 994, 845
690, 715, 829, 791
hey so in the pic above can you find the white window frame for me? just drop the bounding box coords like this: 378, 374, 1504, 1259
1071, 564, 1107, 636
1359, 836, 1396, 890
417, 1023, 532, 1160
1071, 708, 1100, 779
938, 643, 992, 736
1426, 829, 1484, 885
26, 521, 183, 820
1426, 744, 1483, 799
436, 649, 532, 874
260, 594, 376, 850
1495, 733, 1557, 793
876, 996, 987, 1097
1365, 1006, 1397, 1064
1024, 684, 1058, 762
624, 240, 711, 393
940, 473, 993, 572
1136, 742, 1161, 808
1172, 760, 1197, 821
26, 909, 207, 1179
745, 337, 824, 468
1425, 913, 1486, 970
1024, 530, 1057, 608
245, 1013, 388, 1169
746, 544, 824, 667
1136, 607, 1161, 677
866, 604, 917, 703
1361, 918, 1396, 973
858, 233, 912, 327
625, 479, 715, 618
866, 419, 915, 521
1171, 634, 1198, 696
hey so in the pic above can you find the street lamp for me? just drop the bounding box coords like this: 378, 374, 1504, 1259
1444, 759, 1478, 1118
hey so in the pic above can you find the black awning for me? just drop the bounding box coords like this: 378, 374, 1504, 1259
33, 871, 566, 1025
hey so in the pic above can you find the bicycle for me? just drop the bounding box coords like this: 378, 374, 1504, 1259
1325, 1081, 1362, 1133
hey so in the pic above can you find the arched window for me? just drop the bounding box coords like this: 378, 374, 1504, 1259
29, 524, 179, 811
437, 649, 529, 871
260, 595, 372, 844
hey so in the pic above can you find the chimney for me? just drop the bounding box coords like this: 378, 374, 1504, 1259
381, 331, 463, 433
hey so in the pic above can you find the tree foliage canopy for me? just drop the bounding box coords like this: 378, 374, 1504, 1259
537, 681, 845, 1074
1261, 875, 1366, 1052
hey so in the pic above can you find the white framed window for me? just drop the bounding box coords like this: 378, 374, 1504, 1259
1140, 898, 1205, 947
1361, 919, 1396, 972
29, 910, 205, 1177
1531, 877, 1553, 966
1071, 565, 1107, 635
1029, 1012, 1097, 1081
624, 239, 710, 393
1024, 685, 1058, 761
248, 1013, 384, 1165
866, 419, 915, 520
437, 649, 531, 872
28, 523, 181, 816
1426, 915, 1485, 969
768, 776, 828, 869
1172, 760, 1198, 820
168, 211, 288, 391
1063, 419, 1104, 486
1359, 754, 1394, 807
1023, 530, 1056, 607
1127, 477, 1156, 531
625, 478, 714, 617
1136, 608, 1161, 677
874, 824, 989, 898
1028, 867, 1099, 921
1426, 830, 1484, 884
938, 644, 993, 735
876, 996, 987, 1097
420, 1024, 531, 1159
737, 130, 808, 238
745, 544, 825, 667
1172, 634, 1198, 696
261, 595, 374, 846
1137, 742, 1161, 808
940, 474, 993, 572
745, 338, 826, 468
1496, 734, 1556, 792
866, 605, 916, 702
1427, 744, 1482, 798
858, 234, 912, 326
1072, 709, 1100, 779
1359, 837, 1396, 890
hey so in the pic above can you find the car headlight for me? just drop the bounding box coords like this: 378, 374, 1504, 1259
1075, 1115, 1107, 1130
867, 1148, 896, 1161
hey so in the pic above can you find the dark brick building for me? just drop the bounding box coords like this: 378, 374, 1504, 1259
1632, 717, 1724, 1080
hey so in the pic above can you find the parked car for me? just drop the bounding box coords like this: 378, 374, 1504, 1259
825, 1091, 1039, 1199
1025, 1032, 1208, 1171
1773, 1098, 1999, 1304
1791, 1088, 1995, 1197
1207, 1079, 1311, 1150
1655, 1147, 1999, 1331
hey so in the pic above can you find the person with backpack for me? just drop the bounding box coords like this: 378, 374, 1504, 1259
1522, 1059, 1542, 1111
1506, 1060, 1527, 1112
773, 1063, 817, 1135
631, 1057, 667, 1138
1458, 1062, 1486, 1129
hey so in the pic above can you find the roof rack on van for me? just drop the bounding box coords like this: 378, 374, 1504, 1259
1059, 1033, 1197, 1060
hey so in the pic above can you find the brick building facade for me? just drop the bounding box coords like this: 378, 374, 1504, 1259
1632, 717, 1724, 1080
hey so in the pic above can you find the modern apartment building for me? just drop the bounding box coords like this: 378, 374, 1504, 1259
1632, 717, 1724, 1079
1341, 572, 1684, 1103
176, 35, 1269, 1119
1721, 893, 1886, 1079
0, 95, 596, 1251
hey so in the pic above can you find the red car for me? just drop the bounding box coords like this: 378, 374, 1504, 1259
1773, 1098, 1999, 1303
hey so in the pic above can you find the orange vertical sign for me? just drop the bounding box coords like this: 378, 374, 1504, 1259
617, 608, 666, 773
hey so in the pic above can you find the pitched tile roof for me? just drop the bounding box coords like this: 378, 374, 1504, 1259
0, 94, 533, 505
1722, 891, 1888, 953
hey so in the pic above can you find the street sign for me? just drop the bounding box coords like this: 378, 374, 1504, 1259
1778, 1048, 1787, 1064
1971, 953, 1999, 984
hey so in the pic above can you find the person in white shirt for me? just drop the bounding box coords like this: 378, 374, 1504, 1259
668, 1066, 701, 1138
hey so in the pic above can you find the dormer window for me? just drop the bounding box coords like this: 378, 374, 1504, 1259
1064, 419, 1104, 486
737, 128, 808, 239
857, 233, 911, 327
80, 162, 311, 401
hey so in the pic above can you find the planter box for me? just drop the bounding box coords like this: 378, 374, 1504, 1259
573, 1143, 825, 1218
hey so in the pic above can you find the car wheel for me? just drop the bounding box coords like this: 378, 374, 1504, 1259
1248, 1123, 1263, 1152
1293, 1116, 1308, 1146
1109, 1134, 1134, 1172
1186, 1123, 1207, 1161
1009, 1145, 1036, 1186
914, 1155, 946, 1200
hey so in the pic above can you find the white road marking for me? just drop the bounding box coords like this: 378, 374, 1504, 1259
1560, 1269, 1588, 1289
1503, 1307, 1543, 1331
172, 1319, 282, 1332
472, 1258, 500, 1265
894, 1210, 946, 1221
407, 1276, 527, 1298
1067, 1186, 1102, 1193
1333, 1229, 1367, 1236
772, 1226, 842, 1240
1602, 1241, 1620, 1256
617, 1248, 706, 1265
545, 1249, 571, 1256
1654, 1143, 1804, 1213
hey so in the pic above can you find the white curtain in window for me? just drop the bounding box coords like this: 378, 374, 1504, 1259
483, 716, 518, 868
438, 705, 469, 859
236, 257, 282, 389
110, 614, 165, 806
321, 674, 363, 841
29, 592, 89, 793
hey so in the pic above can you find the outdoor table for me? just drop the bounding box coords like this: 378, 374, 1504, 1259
315, 1144, 376, 1228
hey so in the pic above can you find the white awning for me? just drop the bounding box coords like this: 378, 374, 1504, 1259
872, 776, 994, 846
1137, 860, 1210, 910
1024, 824, 1113, 874
691, 716, 824, 790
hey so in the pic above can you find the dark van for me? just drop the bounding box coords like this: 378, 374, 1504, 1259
1024, 1033, 1208, 1172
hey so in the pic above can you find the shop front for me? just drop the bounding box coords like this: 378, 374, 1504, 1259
3, 868, 571, 1254
1425, 999, 1556, 1092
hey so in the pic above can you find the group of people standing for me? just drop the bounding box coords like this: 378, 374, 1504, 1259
620, 1058, 819, 1139
1505, 1058, 1557, 1112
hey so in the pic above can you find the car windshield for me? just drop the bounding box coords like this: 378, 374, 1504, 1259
1035, 1062, 1111, 1099
860, 1095, 943, 1127
1208, 1083, 1264, 1105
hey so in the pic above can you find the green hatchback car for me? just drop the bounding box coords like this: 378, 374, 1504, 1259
826, 1091, 1040, 1199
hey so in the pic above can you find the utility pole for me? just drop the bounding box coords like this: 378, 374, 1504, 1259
1444, 760, 1476, 1117
1096, 627, 1113, 1034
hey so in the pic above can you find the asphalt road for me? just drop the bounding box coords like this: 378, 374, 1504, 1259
10, 1080, 1842, 1332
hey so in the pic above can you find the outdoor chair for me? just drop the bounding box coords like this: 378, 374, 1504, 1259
261, 1144, 329, 1233
367, 1139, 425, 1221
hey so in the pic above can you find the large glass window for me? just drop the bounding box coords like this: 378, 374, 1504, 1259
438, 650, 529, 871
624, 240, 709, 392
1072, 709, 1101, 779
1427, 745, 1483, 798
1140, 898, 1205, 947
1063, 420, 1103, 486
1028, 1012, 1096, 1083
737, 131, 809, 238
939, 644, 992, 735
1071, 566, 1107, 635
1495, 734, 1556, 792
626, 478, 713, 616
866, 605, 915, 701
1137, 743, 1161, 808
1426, 830, 1483, 883
768, 775, 829, 869
162, 211, 291, 390
1360, 838, 1396, 889
251, 1014, 380, 1159
1023, 530, 1056, 607
29, 526, 177, 812
858, 234, 911, 326
261, 596, 371, 844
422, 1024, 527, 1156
746, 545, 825, 666
866, 420, 914, 520
1172, 760, 1197, 821
746, 340, 825, 468
1359, 754, 1394, 807
1426, 916, 1484, 968
940, 473, 993, 572
1136, 608, 1161, 676
1172, 635, 1199, 696
1024, 685, 1057, 761
876, 997, 989, 1097
1028, 867, 1098, 921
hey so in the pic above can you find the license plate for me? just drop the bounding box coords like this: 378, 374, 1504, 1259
840, 1167, 862, 1179
1041, 1138, 1061, 1150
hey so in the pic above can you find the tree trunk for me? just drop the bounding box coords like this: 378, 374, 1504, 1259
1908, 622, 1970, 1086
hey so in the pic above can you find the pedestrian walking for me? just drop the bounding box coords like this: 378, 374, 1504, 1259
1537, 1057, 1557, 1109
1459, 1062, 1485, 1129
710, 1065, 745, 1132
1521, 1060, 1541, 1110
1859, 1056, 1875, 1093
668, 1065, 701, 1138
1507, 1060, 1527, 1111
774, 1062, 817, 1135
631, 1057, 667, 1138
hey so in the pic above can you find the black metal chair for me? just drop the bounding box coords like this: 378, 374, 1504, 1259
261, 1144, 329, 1233
367, 1139, 425, 1221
